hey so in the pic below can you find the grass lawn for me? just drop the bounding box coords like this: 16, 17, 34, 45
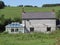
0, 39, 56, 45
0, 30, 60, 45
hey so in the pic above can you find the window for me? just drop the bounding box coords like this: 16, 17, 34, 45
30, 27, 34, 32
27, 20, 29, 21
15, 29, 18, 32
47, 27, 51, 31
11, 29, 14, 32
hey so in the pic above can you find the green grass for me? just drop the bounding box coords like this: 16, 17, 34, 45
0, 6, 60, 19
0, 30, 60, 45
0, 7, 22, 19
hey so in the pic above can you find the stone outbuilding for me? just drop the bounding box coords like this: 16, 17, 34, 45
5, 22, 24, 34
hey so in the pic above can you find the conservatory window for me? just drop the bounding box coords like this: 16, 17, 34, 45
11, 29, 14, 32
15, 29, 18, 32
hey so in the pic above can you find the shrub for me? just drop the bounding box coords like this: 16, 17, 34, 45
2, 31, 8, 34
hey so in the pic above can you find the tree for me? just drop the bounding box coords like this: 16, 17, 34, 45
34, 6, 37, 7
0, 15, 22, 32
18, 5, 23, 7
0, 15, 12, 32
56, 10, 60, 25
56, 10, 60, 19
8, 5, 10, 7
0, 14, 5, 25
0, 15, 5, 32
42, 4, 60, 7
24, 5, 33, 7
13, 17, 22, 23
0, 1, 5, 9
4, 18, 12, 25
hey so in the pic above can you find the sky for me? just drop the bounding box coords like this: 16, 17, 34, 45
2, 0, 60, 7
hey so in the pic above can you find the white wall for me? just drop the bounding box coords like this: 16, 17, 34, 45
5, 27, 24, 34
22, 19, 56, 33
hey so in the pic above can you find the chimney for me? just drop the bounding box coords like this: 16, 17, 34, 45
22, 7, 26, 13
52, 9, 55, 12
51, 9, 55, 15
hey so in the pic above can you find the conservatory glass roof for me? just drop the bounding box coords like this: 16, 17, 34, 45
5, 22, 24, 28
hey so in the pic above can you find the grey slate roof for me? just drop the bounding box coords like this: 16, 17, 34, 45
22, 12, 56, 20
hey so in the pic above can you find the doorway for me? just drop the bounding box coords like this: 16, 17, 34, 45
47, 27, 51, 31
30, 27, 34, 32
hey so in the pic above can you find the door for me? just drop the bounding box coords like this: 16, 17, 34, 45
47, 27, 51, 31
30, 27, 34, 32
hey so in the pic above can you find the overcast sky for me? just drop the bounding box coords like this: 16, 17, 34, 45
2, 0, 60, 7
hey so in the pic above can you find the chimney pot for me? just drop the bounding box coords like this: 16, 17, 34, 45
22, 7, 26, 13
52, 9, 55, 12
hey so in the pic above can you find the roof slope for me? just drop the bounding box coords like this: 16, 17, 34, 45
22, 12, 56, 20
5, 22, 24, 28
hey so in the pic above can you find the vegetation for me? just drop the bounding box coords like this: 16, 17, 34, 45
18, 5, 23, 7
17, 5, 38, 7
42, 4, 60, 7
0, 30, 60, 45
56, 10, 60, 19
0, 1, 5, 9
0, 15, 21, 32
24, 5, 34, 7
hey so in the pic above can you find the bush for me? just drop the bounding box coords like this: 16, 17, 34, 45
2, 31, 8, 34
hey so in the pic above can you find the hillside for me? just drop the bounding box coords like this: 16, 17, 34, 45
0, 6, 60, 19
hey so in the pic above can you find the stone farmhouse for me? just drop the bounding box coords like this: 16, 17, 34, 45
22, 12, 56, 33
5, 12, 56, 33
